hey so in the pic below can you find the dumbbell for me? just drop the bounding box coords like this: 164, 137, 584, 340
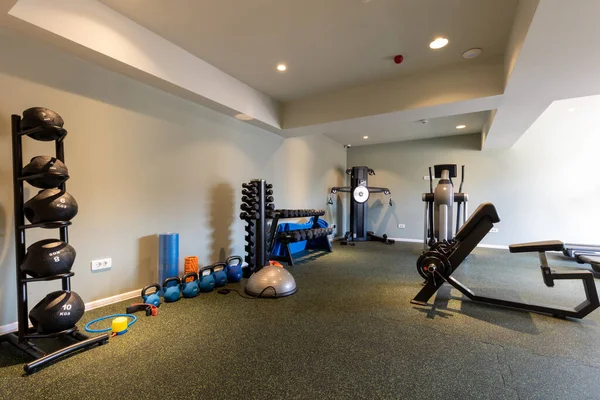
266, 196, 274, 203
266, 183, 273, 189
242, 189, 257, 196
305, 230, 314, 240
241, 203, 259, 212
242, 195, 258, 203
266, 204, 275, 211
240, 211, 260, 220
242, 182, 258, 189
266, 189, 273, 196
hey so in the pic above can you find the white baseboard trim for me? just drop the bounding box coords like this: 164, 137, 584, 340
84, 289, 142, 311
0, 288, 142, 336
0, 322, 18, 336
389, 237, 509, 249
388, 238, 422, 244
476, 243, 509, 249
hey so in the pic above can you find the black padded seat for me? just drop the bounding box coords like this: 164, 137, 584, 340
509, 240, 564, 253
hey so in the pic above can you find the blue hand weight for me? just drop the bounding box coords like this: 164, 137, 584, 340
141, 283, 161, 307
198, 266, 215, 293
212, 262, 228, 287
225, 255, 243, 283
181, 272, 199, 299
162, 277, 181, 302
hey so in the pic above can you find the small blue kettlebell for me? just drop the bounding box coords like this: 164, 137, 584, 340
141, 283, 161, 307
225, 255, 243, 283
212, 262, 228, 287
198, 266, 215, 293
162, 277, 181, 303
181, 272, 199, 299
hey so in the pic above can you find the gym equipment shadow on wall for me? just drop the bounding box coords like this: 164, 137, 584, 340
328, 166, 394, 245
0, 108, 109, 374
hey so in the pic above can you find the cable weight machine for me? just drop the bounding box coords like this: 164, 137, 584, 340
328, 166, 394, 245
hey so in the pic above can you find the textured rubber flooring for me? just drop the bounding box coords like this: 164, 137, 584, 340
1, 241, 600, 400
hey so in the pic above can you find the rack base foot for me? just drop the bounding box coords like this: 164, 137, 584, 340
1, 330, 109, 374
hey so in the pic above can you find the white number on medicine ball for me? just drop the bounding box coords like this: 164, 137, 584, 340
60, 198, 66, 203
62, 304, 72, 311
54, 256, 60, 262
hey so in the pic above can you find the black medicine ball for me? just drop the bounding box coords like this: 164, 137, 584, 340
22, 156, 69, 189
20, 239, 76, 278
20, 107, 65, 141
23, 189, 78, 224
29, 291, 85, 334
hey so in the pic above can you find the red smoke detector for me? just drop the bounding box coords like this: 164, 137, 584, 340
393, 54, 404, 64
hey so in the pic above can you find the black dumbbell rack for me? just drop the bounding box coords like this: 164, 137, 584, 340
240, 179, 274, 276
268, 210, 333, 266
0, 114, 109, 374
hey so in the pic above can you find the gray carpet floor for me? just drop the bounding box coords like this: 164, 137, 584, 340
1, 241, 600, 400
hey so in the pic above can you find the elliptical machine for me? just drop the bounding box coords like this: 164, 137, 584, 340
328, 166, 394, 245
423, 164, 468, 250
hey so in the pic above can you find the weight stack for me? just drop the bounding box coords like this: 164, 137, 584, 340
240, 179, 273, 278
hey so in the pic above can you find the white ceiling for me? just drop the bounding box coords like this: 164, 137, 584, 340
324, 110, 489, 146
10, 0, 597, 150
100, 0, 518, 101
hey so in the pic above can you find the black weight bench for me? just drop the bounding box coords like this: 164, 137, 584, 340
411, 202, 599, 319
576, 254, 600, 273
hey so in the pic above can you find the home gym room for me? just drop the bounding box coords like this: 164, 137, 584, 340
1, 0, 600, 398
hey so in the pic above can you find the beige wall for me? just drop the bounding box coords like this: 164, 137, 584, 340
0, 29, 345, 327
347, 97, 600, 246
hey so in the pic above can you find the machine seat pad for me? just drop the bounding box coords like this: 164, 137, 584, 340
509, 240, 564, 253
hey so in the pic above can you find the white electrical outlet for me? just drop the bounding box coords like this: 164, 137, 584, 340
423, 176, 431, 180
490, 228, 499, 233
91, 258, 112, 271
398, 224, 406, 229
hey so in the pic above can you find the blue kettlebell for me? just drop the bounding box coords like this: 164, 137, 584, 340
162, 277, 181, 303
225, 255, 243, 283
181, 272, 199, 299
198, 266, 215, 293
141, 283, 161, 307
212, 262, 228, 287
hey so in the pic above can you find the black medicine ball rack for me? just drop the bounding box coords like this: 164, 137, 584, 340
240, 179, 274, 277
1, 114, 109, 373
268, 210, 333, 266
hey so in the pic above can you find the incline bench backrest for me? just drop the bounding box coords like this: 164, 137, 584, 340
448, 202, 501, 267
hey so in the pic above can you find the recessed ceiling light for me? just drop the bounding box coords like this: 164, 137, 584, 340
568, 107, 576, 112
429, 37, 449, 49
235, 113, 254, 121
363, 136, 369, 139
276, 64, 287, 72
456, 125, 466, 129
462, 48, 482, 59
